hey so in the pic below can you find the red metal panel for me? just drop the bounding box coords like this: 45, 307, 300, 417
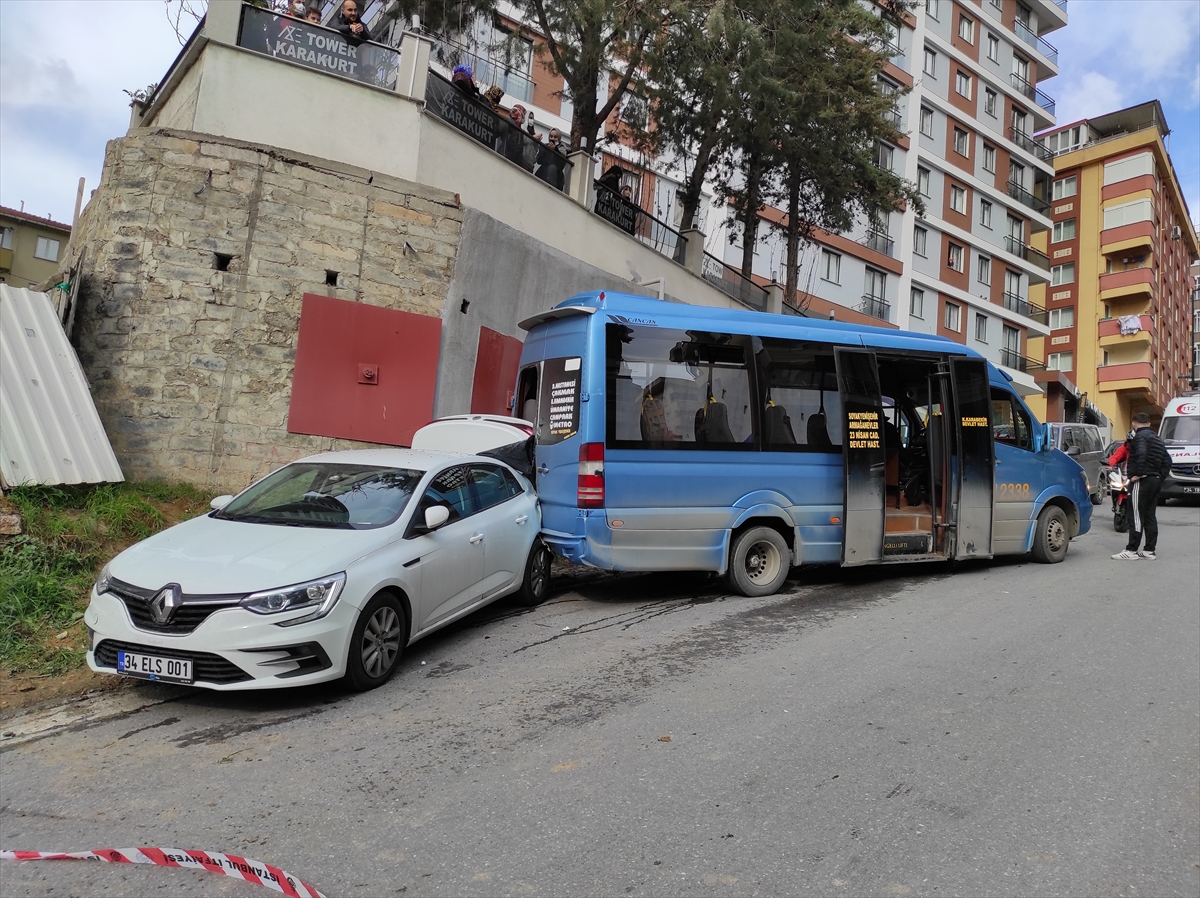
470, 327, 524, 415
288, 294, 441, 446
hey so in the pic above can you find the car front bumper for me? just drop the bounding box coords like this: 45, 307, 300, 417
84, 589, 358, 691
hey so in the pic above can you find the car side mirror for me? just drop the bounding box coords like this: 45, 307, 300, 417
210, 495, 233, 510
1065, 445, 1081, 457
423, 505, 451, 530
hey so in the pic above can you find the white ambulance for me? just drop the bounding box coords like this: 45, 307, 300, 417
1159, 396, 1200, 500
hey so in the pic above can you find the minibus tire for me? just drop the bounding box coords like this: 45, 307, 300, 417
343, 591, 407, 692
728, 527, 790, 597
1031, 505, 1069, 564
515, 539, 552, 607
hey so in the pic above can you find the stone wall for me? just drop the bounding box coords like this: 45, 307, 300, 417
70, 128, 463, 492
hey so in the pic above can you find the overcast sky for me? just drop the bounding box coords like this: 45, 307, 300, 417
1, 0, 1197, 228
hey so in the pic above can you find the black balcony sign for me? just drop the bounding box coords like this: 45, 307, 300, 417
238, 5, 399, 90
425, 72, 502, 149
594, 185, 638, 234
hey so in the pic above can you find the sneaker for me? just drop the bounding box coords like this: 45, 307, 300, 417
1138, 550, 1157, 560
1111, 550, 1140, 560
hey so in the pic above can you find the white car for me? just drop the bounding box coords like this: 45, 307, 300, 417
84, 419, 547, 691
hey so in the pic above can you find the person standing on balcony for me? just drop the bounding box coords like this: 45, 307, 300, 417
537, 129, 567, 190
504, 105, 540, 172
483, 86, 505, 114
452, 65, 481, 99
335, 0, 372, 43
306, 7, 323, 24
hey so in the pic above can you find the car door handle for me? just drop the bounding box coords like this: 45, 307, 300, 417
514, 515, 528, 525
469, 533, 484, 544
536, 464, 549, 474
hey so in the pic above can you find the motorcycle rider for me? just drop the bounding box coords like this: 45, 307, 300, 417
1111, 413, 1170, 560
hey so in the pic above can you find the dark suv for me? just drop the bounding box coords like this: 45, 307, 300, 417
1047, 423, 1108, 505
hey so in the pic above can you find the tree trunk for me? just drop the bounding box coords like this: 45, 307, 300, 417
678, 130, 720, 233
784, 171, 802, 308
739, 152, 762, 279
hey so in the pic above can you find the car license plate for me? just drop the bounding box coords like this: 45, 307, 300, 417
117, 650, 193, 684
1184, 486, 1200, 495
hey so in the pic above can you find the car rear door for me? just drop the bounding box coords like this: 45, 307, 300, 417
465, 463, 537, 595
408, 465, 486, 630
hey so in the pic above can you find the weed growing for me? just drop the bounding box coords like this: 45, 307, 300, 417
0, 482, 211, 675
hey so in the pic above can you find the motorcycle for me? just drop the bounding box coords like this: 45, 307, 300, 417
1109, 464, 1131, 532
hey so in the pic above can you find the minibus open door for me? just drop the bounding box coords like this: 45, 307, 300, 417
835, 349, 886, 566
949, 358, 994, 559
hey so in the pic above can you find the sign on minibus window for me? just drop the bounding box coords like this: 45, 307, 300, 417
538, 357, 582, 444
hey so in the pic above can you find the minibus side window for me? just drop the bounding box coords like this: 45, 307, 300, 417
755, 338, 842, 450
990, 388, 1032, 450
606, 324, 756, 449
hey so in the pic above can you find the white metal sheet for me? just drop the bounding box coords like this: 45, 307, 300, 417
0, 284, 124, 486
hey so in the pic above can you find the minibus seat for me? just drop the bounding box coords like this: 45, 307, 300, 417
764, 403, 796, 446
521, 399, 537, 424
695, 400, 735, 444
807, 412, 833, 448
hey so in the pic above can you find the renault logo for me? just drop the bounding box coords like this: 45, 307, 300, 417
150, 584, 182, 623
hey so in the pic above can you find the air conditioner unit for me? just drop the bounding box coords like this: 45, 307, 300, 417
1170, 225, 1182, 240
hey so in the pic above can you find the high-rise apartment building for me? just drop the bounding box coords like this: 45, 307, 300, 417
733, 0, 1068, 400
1025, 101, 1200, 432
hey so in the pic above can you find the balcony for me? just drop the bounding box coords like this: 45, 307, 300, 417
1006, 180, 1051, 217
1010, 73, 1056, 117
883, 106, 902, 127
1000, 349, 1046, 373
1014, 20, 1059, 65
1008, 127, 1054, 162
428, 34, 535, 104
862, 230, 895, 257
1002, 291, 1049, 323
1004, 235, 1051, 270
702, 253, 768, 311
592, 182, 687, 263
1099, 266, 1154, 300
1097, 361, 1155, 394
1098, 314, 1154, 347
857, 295, 892, 321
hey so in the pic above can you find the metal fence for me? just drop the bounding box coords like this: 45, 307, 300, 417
857, 295, 891, 321
1004, 235, 1051, 271
592, 183, 687, 261
427, 34, 536, 104
1002, 291, 1048, 324
701, 253, 769, 311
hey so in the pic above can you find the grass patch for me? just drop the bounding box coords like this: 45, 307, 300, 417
0, 481, 212, 675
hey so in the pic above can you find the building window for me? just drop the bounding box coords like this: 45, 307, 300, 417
983, 144, 996, 173
954, 127, 969, 156
945, 301, 961, 332
821, 249, 841, 284
1052, 218, 1076, 242
875, 141, 895, 172
920, 106, 934, 137
987, 33, 999, 61
911, 287, 925, 319
955, 69, 972, 99
977, 255, 992, 284
984, 88, 998, 117
975, 312, 988, 342
950, 185, 967, 214
0, 227, 13, 250
865, 267, 886, 301
947, 242, 964, 272
914, 226, 928, 256
959, 14, 975, 43
1047, 351, 1073, 372
917, 166, 931, 197
33, 237, 60, 262
924, 48, 938, 76
1052, 175, 1077, 200
980, 199, 993, 228
1049, 307, 1075, 329
1051, 263, 1075, 286
927, 0, 940, 20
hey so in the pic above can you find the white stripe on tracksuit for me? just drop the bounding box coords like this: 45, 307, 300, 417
1130, 479, 1142, 534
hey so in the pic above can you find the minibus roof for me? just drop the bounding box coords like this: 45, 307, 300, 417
524, 290, 979, 360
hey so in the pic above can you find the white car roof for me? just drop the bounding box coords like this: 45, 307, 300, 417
411, 415, 533, 453
289, 447, 467, 470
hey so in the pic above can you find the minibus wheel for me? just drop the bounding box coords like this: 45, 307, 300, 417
728, 527, 790, 597
1031, 505, 1069, 564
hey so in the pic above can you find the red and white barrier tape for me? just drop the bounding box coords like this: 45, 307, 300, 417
1, 848, 328, 898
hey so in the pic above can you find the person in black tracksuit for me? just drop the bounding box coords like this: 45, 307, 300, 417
1114, 412, 1171, 559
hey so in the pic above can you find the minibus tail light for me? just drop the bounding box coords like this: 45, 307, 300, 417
578, 443, 604, 508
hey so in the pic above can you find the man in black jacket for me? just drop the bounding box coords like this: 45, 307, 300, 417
334, 0, 371, 43
1111, 412, 1170, 560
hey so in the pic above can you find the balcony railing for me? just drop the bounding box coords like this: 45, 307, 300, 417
1002, 291, 1048, 323
425, 72, 572, 194
863, 230, 895, 257
1010, 73, 1056, 116
1008, 127, 1054, 162
237, 4, 401, 90
428, 33, 535, 104
1014, 20, 1059, 65
858, 295, 891, 321
1007, 180, 1051, 216
1051, 0, 1067, 10
883, 106, 902, 127
593, 183, 687, 262
702, 253, 769, 311
1000, 348, 1046, 372
1004, 235, 1051, 271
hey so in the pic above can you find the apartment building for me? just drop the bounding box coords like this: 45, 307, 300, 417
0, 206, 71, 289
1025, 101, 1200, 433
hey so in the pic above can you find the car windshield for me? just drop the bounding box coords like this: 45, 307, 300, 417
215, 463, 424, 529
1160, 415, 1200, 445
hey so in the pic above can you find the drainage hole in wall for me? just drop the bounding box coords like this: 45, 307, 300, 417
325, 270, 339, 287
213, 253, 232, 271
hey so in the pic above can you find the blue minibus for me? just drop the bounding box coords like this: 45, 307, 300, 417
514, 292, 1092, 596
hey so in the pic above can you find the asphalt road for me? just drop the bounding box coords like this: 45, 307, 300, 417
2, 504, 1198, 898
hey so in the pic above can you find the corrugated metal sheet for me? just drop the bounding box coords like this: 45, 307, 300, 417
0, 284, 123, 487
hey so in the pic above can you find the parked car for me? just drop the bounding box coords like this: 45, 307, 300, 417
84, 421, 547, 692
1046, 422, 1108, 505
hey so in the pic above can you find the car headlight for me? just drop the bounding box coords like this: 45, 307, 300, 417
95, 564, 113, 595
241, 573, 346, 627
